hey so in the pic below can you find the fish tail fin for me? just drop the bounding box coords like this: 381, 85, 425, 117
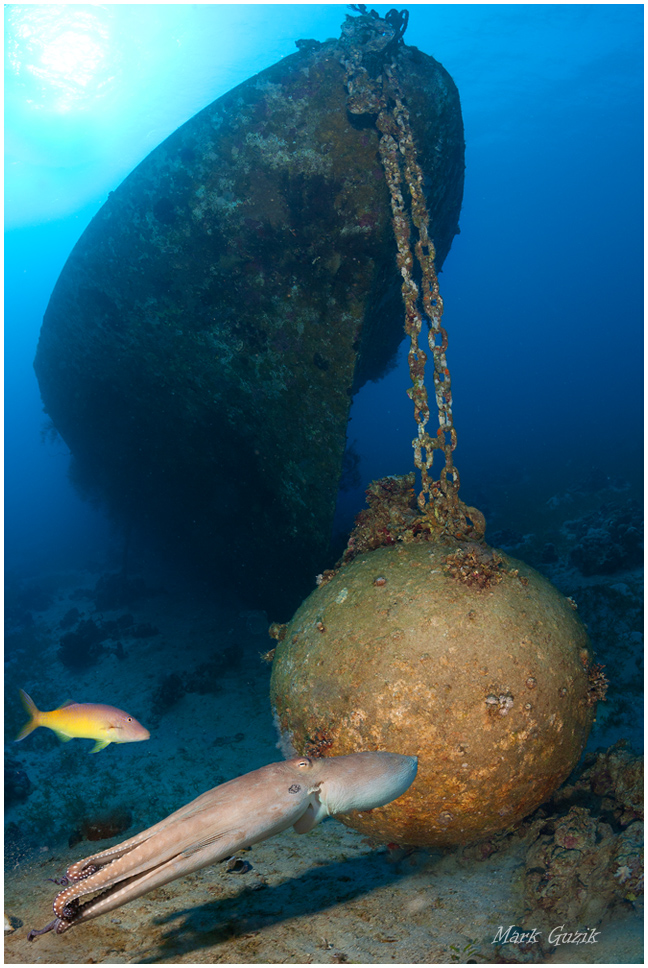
16, 689, 40, 742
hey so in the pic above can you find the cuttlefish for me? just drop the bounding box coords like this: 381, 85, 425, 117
28, 751, 417, 939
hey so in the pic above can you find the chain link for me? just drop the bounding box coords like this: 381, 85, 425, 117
339, 12, 484, 539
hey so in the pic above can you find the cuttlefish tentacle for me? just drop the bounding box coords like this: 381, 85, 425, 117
29, 752, 417, 939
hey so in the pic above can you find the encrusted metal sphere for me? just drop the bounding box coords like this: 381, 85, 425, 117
270, 541, 596, 846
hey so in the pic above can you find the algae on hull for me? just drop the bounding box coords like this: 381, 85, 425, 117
34, 35, 465, 611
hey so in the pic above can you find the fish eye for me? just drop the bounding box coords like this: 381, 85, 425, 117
296, 757, 312, 769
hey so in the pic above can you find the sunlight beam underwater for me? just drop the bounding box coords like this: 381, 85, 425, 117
28, 752, 417, 938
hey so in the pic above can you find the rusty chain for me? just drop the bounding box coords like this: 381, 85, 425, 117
339, 10, 484, 540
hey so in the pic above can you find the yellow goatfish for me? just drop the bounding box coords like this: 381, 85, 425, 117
16, 690, 150, 753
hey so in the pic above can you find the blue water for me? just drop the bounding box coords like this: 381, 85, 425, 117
5, 3, 642, 570
3, 6, 644, 960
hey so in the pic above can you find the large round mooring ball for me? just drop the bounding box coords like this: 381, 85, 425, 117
270, 541, 596, 846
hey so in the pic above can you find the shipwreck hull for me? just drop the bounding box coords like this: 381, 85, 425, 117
34, 30, 464, 610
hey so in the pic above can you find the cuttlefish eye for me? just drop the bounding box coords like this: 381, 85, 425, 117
296, 757, 313, 769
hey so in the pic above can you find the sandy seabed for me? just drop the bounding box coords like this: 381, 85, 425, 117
4, 560, 643, 965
